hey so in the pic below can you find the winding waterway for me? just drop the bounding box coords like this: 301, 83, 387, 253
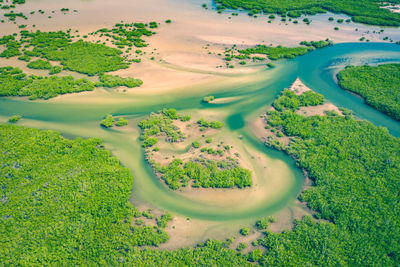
1, 43, 399, 228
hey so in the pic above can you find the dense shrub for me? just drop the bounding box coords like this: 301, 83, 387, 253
0, 125, 171, 265
337, 63, 400, 120
97, 74, 143, 88
0, 66, 95, 99
214, 0, 400, 26
257, 89, 400, 265
139, 110, 251, 190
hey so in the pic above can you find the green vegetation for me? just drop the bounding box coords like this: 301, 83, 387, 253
17, 54, 30, 61
40, 39, 129, 76
3, 11, 27, 21
101, 115, 115, 128
92, 22, 155, 49
0, 30, 130, 76
238, 39, 332, 60
272, 89, 324, 111
253, 89, 400, 265
237, 242, 247, 251
197, 118, 223, 129
180, 114, 191, 122
299, 39, 333, 48
203, 95, 215, 103
154, 158, 252, 189
49, 65, 62, 74
139, 109, 251, 190
7, 115, 21, 123
27, 59, 52, 70
0, 66, 95, 100
97, 74, 143, 88
101, 115, 129, 128
240, 227, 250, 236
26, 59, 63, 74
192, 140, 200, 148
255, 216, 275, 230
214, 0, 400, 26
0, 124, 175, 265
240, 45, 309, 60
219, 40, 332, 67
116, 117, 129, 127
156, 213, 173, 228
337, 63, 400, 120
149, 21, 158, 28
138, 108, 185, 144
0, 44, 21, 58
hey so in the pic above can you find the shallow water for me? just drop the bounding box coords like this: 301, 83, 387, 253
1, 0, 400, 246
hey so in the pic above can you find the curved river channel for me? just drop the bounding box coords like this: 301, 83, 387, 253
1, 43, 399, 231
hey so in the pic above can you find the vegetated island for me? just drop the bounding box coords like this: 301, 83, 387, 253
250, 80, 400, 265
220, 39, 332, 68
0, 123, 252, 266
337, 63, 400, 121
0, 30, 129, 75
214, 0, 400, 26
100, 114, 129, 128
0, 24, 157, 99
138, 108, 252, 190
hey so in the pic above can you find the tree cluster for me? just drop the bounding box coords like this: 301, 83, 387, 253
214, 0, 400, 26
337, 63, 400, 120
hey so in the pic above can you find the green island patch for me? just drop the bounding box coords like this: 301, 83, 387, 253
101, 114, 129, 128
219, 39, 332, 67
0, 31, 128, 75
7, 114, 21, 123
27, 59, 62, 74
97, 73, 143, 88
238, 39, 333, 60
91, 22, 156, 49
138, 108, 252, 190
337, 63, 400, 121
214, 0, 400, 26
0, 23, 157, 76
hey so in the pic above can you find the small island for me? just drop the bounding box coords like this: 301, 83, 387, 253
139, 108, 252, 190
